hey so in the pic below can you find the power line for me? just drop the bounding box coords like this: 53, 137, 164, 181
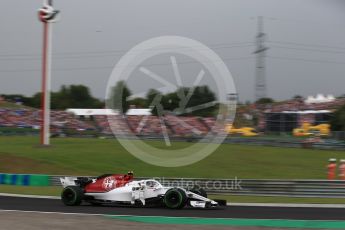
267, 40, 345, 50
270, 45, 345, 54
0, 66, 111, 73
267, 55, 345, 65
266, 16, 345, 28
0, 42, 255, 58
0, 44, 255, 62
0, 56, 254, 73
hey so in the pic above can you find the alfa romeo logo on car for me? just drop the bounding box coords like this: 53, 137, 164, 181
106, 36, 237, 167
102, 176, 117, 191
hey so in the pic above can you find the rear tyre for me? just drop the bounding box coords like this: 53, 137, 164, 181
164, 188, 187, 209
61, 186, 83, 206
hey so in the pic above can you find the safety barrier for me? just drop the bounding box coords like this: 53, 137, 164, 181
223, 137, 345, 150
0, 173, 49, 186
120, 136, 345, 150
49, 176, 345, 198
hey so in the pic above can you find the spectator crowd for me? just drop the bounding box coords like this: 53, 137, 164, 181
0, 108, 219, 137
1, 96, 344, 137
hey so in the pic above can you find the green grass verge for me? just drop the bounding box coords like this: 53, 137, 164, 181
0, 185, 61, 196
1, 185, 345, 204
109, 216, 345, 228
1, 136, 345, 179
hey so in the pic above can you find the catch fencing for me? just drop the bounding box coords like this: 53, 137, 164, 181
50, 176, 345, 198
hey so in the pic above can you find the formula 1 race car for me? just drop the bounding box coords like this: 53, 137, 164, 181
60, 172, 226, 209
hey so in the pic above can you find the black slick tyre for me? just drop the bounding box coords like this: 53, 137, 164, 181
61, 186, 83, 206
163, 188, 187, 209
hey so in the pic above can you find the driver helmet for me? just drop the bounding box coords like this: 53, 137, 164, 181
146, 181, 155, 187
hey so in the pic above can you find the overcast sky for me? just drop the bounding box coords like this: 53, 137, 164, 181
1, 0, 345, 102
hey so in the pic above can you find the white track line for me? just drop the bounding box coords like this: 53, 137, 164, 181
229, 202, 345, 208
0, 193, 59, 199
0, 209, 104, 216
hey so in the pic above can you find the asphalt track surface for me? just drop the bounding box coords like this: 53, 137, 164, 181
1, 196, 345, 220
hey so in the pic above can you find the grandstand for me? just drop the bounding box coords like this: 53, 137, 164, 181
258, 97, 345, 133
0, 106, 219, 137
0, 96, 344, 137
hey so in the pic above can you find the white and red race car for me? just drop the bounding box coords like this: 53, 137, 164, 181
60, 172, 225, 209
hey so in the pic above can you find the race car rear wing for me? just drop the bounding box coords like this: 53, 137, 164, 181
60, 177, 78, 187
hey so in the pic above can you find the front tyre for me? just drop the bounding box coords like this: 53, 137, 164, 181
61, 186, 83, 206
163, 188, 187, 209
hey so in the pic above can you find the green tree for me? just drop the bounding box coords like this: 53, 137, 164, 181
109, 81, 132, 114
51, 85, 70, 109
255, 97, 274, 104
28, 93, 42, 108
293, 95, 303, 100
162, 92, 179, 111
183, 85, 217, 117
145, 86, 217, 117
68, 85, 94, 108
4, 85, 103, 109
1, 94, 32, 106
331, 104, 345, 131
146, 89, 162, 116
52, 85, 103, 109
128, 97, 147, 108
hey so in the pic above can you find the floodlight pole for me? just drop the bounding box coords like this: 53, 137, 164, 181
38, 0, 59, 146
